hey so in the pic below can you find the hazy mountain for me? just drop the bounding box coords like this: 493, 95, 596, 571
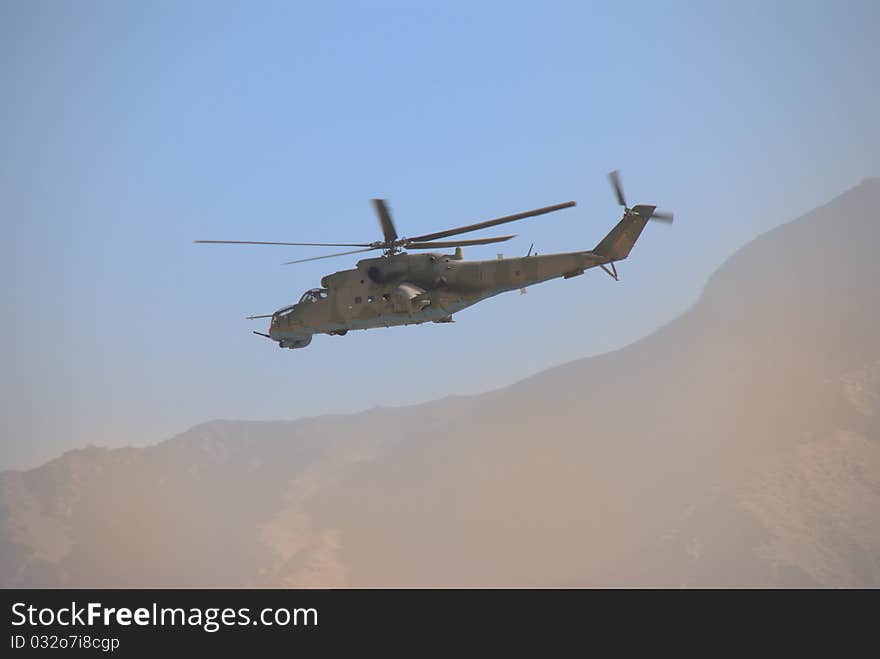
2, 179, 879, 587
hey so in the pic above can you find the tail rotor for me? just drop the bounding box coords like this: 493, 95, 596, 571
608, 170, 674, 224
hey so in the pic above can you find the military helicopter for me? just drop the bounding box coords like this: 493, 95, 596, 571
195, 171, 672, 349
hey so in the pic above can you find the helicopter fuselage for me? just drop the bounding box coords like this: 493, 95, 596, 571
267, 248, 608, 348
198, 171, 667, 351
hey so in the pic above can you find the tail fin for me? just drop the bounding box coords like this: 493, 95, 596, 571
592, 205, 656, 261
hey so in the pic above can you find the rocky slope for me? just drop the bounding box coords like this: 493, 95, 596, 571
2, 179, 878, 587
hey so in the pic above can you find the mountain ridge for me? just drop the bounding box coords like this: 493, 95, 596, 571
7, 178, 876, 476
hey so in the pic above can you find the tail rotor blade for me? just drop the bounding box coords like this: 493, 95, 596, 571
651, 210, 674, 224
608, 170, 627, 208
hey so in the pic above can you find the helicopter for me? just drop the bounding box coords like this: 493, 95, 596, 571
195, 171, 672, 349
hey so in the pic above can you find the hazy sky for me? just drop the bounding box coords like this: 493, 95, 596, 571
2, 0, 878, 469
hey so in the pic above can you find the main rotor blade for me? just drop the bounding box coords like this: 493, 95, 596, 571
608, 170, 627, 207
409, 201, 576, 243
194, 240, 371, 247
281, 247, 377, 265
405, 235, 516, 250
371, 199, 398, 244
651, 210, 674, 224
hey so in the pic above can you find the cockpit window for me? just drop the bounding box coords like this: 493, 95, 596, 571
298, 288, 329, 304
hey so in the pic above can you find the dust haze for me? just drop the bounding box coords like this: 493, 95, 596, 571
2, 179, 878, 587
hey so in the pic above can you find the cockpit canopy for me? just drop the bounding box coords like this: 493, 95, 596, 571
298, 288, 329, 304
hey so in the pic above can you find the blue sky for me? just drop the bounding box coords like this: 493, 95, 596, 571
2, 0, 878, 468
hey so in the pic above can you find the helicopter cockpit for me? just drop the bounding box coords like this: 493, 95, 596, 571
298, 288, 329, 304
